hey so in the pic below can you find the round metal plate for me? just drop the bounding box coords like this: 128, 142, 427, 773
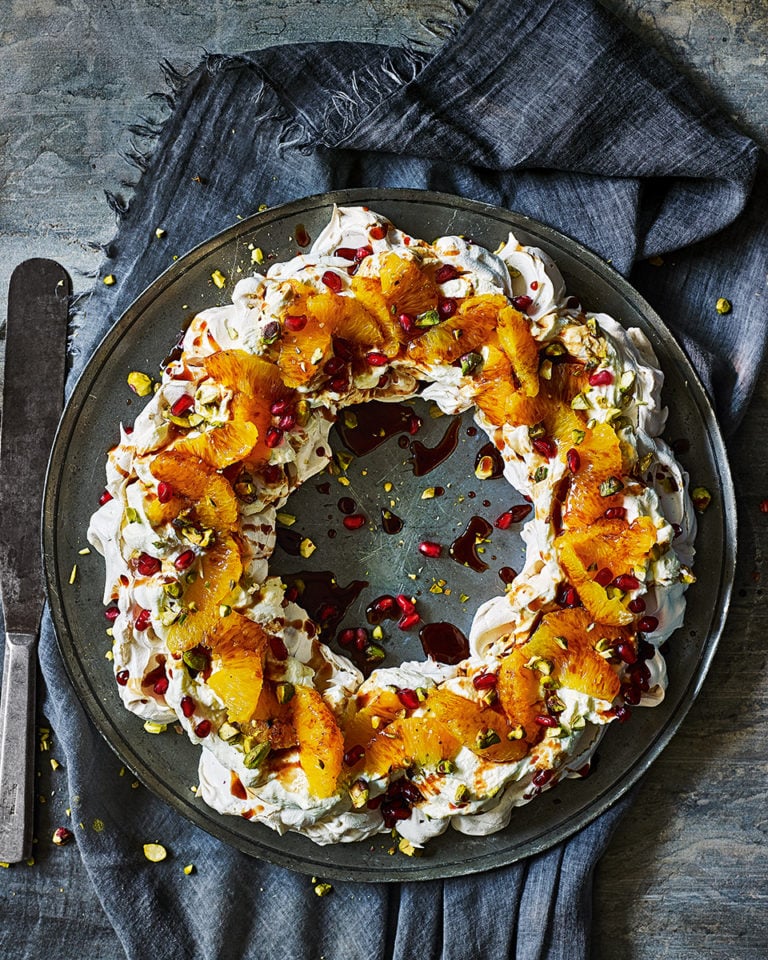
43, 189, 736, 881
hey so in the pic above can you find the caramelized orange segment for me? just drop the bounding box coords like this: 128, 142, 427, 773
208, 648, 264, 724
343, 688, 406, 751
174, 420, 259, 469
407, 294, 506, 366
497, 646, 545, 744
144, 492, 185, 527
350, 276, 403, 354
379, 253, 436, 316
557, 539, 634, 626
564, 422, 625, 526
496, 306, 540, 397
278, 311, 333, 387
363, 717, 460, 778
425, 689, 528, 763
291, 685, 344, 798
150, 450, 238, 529
307, 291, 383, 354
525, 608, 622, 702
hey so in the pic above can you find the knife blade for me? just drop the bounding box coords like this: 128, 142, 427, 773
0, 259, 70, 862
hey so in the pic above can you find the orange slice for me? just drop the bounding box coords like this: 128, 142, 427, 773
496, 306, 540, 397
425, 688, 528, 763
291, 685, 344, 798
379, 253, 436, 316
174, 420, 259, 469
363, 717, 460, 778
150, 450, 238, 530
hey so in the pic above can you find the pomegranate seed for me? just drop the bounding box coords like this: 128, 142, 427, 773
284, 314, 307, 332
604, 507, 626, 520
134, 608, 151, 631
532, 437, 557, 459
137, 552, 161, 577
532, 769, 553, 787
316, 603, 338, 622
418, 540, 442, 558
623, 684, 642, 706
530, 281, 539, 291
629, 662, 652, 691
399, 780, 423, 804
407, 414, 422, 435
194, 719, 211, 738
638, 616, 659, 632
321, 270, 342, 292
344, 745, 365, 766
277, 413, 297, 431
628, 597, 646, 613
557, 584, 579, 607
369, 224, 388, 240
614, 705, 632, 723
324, 356, 346, 376
398, 612, 420, 631
99, 489, 113, 506
337, 628, 356, 647
265, 426, 283, 448
435, 264, 459, 284
170, 393, 195, 417
588, 370, 614, 387
263, 464, 283, 484
512, 295, 533, 312
760, 498, 768, 514
437, 297, 457, 319
334, 338, 354, 362
116, 670, 129, 686
472, 672, 497, 690
534, 715, 560, 728
355, 245, 373, 261
178, 696, 194, 718
366, 351, 388, 367
284, 585, 299, 602
328, 375, 349, 393
566, 448, 581, 473
638, 639, 655, 661
495, 511, 514, 530
105, 606, 120, 621
335, 247, 357, 260
594, 567, 614, 587
269, 399, 290, 416
157, 481, 173, 503
153, 677, 169, 695
398, 312, 416, 333
613, 573, 640, 591
269, 636, 289, 660
343, 514, 366, 530
381, 801, 412, 827
396, 594, 416, 615
354, 628, 369, 651
397, 688, 420, 710
616, 641, 638, 664
174, 550, 195, 571
672, 523, 683, 539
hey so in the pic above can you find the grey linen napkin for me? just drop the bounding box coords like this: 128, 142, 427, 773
20, 0, 768, 957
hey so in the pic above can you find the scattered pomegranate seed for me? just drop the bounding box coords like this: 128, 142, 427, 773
180, 696, 195, 718
594, 567, 613, 587
616, 641, 638, 664
263, 464, 283, 484
343, 514, 366, 530
99, 489, 113, 506
556, 584, 579, 607
355, 245, 373, 261
334, 247, 357, 260
174, 550, 196, 571
671, 523, 683, 539
366, 351, 388, 367
532, 437, 557, 459
407, 414, 422, 435
437, 297, 457, 319
534, 715, 560, 728
324, 356, 346, 376
170, 393, 195, 417
398, 612, 420, 631
194, 719, 211, 738
398, 312, 416, 334
613, 573, 640, 591
316, 603, 338, 622
276, 413, 296, 432
284, 314, 307, 332
270, 399, 290, 416
418, 540, 442, 558
354, 628, 369, 651
604, 507, 626, 520
435, 264, 459, 284
638, 616, 659, 632
105, 606, 120, 621
472, 672, 497, 690
52, 826, 74, 846
566, 448, 581, 473
399, 780, 424, 805
269, 636, 289, 660
588, 370, 614, 387
512, 295, 533, 312
628, 597, 646, 613
157, 481, 173, 503
495, 511, 514, 530
530, 280, 539, 291
614, 705, 632, 723
343, 745, 365, 766
623, 684, 642, 706
134, 608, 151, 632
137, 553, 161, 577
397, 688, 420, 710
532, 769, 553, 788
321, 270, 342, 292
337, 628, 356, 647
116, 669, 129, 686
265, 426, 283, 448
760, 499, 768, 514
396, 594, 416, 615
153, 677, 169, 695
328, 375, 349, 393
369, 224, 388, 240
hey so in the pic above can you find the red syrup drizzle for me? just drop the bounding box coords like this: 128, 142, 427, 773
380, 508, 403, 534
419, 622, 470, 665
449, 515, 493, 572
336, 401, 417, 456
409, 418, 461, 476
294, 223, 311, 247
280, 570, 368, 639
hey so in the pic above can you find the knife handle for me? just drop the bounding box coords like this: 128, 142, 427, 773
0, 632, 37, 862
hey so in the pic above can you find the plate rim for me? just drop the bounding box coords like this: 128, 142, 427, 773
43, 187, 737, 881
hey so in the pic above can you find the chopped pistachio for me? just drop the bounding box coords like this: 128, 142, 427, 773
475, 729, 501, 750
127, 371, 153, 396
372, 625, 384, 641
183, 863, 195, 875
143, 721, 167, 735
251, 247, 265, 264
572, 428, 586, 445
276, 682, 295, 705
415, 308, 440, 327
218, 604, 232, 618
313, 881, 333, 897
436, 759, 456, 774
691, 486, 712, 513
299, 537, 316, 559
474, 455, 495, 481
154, 227, 166, 239
599, 476, 624, 497
143, 843, 167, 863
539, 359, 553, 380
69, 564, 78, 585
421, 487, 437, 500
454, 784, 470, 803
211, 269, 226, 289
337, 476, 350, 487
428, 403, 444, 418
507, 725, 526, 741
103, 274, 116, 286
349, 778, 369, 809
459, 351, 483, 376
528, 421, 546, 439
244, 743, 271, 769
78, 547, 91, 555
398, 837, 419, 857
218, 722, 240, 742
533, 466, 548, 482
364, 643, 386, 663
125, 507, 140, 524
715, 297, 732, 314
383, 481, 393, 493
570, 392, 590, 410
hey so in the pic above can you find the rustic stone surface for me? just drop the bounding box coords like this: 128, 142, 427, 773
0, 3, 766, 958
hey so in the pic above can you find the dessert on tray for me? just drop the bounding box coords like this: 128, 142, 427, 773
89, 205, 695, 847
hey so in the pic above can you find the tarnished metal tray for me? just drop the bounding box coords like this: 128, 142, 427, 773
43, 189, 735, 881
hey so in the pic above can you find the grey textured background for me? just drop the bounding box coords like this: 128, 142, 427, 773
1, 2, 767, 958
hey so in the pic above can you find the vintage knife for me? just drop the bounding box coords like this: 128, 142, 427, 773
0, 259, 70, 862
